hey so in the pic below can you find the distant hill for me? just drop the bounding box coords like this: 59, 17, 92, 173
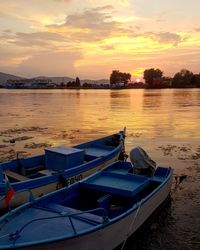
0, 72, 23, 85
0, 71, 109, 86
20, 75, 109, 85
41, 77, 109, 85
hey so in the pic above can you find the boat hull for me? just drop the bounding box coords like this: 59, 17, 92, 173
11, 171, 173, 250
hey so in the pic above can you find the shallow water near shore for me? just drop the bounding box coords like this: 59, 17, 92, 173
0, 88, 200, 249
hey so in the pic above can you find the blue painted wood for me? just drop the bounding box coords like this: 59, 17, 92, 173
97, 194, 111, 211
45, 146, 84, 170
0, 160, 173, 250
0, 131, 125, 198
81, 172, 149, 197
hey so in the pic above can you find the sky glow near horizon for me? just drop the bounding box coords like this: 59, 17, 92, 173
0, 0, 200, 80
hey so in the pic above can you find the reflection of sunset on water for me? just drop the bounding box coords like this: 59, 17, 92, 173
0, 89, 199, 158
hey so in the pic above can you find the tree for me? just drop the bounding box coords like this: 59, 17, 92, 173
172, 69, 193, 88
162, 77, 172, 88
75, 77, 81, 87
67, 79, 81, 88
60, 82, 65, 88
67, 81, 75, 87
143, 68, 163, 88
110, 70, 131, 86
82, 82, 92, 88
191, 73, 200, 87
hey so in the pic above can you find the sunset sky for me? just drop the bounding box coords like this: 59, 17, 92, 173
0, 0, 200, 80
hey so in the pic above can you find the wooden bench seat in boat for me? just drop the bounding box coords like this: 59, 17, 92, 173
103, 161, 132, 175
24, 165, 45, 175
84, 145, 114, 157
4, 170, 29, 181
81, 172, 150, 198
46, 203, 104, 224
38, 169, 57, 176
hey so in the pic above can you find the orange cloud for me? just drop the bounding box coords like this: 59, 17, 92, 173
1, 2, 200, 78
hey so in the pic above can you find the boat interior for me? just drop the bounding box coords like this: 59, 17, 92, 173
35, 161, 170, 222
1, 134, 121, 183
0, 161, 171, 246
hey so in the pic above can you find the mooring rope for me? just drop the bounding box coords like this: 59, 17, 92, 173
120, 200, 142, 250
171, 174, 187, 195
0, 233, 10, 239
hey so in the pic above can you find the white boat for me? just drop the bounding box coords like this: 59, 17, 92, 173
0, 130, 125, 210
0, 159, 173, 250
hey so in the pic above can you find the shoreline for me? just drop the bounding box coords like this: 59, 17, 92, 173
1, 86, 200, 90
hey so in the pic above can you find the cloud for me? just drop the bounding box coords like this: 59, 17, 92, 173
144, 32, 185, 46
46, 6, 187, 47
92, 5, 114, 11
101, 45, 115, 50
0, 48, 21, 66
3, 29, 12, 33
1, 6, 184, 50
1, 2, 199, 78
1, 31, 66, 47
15, 50, 82, 77
0, 45, 32, 72
47, 6, 125, 42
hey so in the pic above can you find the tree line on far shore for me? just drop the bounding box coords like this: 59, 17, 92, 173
110, 69, 200, 88
3, 69, 200, 89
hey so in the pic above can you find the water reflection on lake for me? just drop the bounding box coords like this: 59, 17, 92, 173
0, 89, 199, 143
0, 88, 200, 249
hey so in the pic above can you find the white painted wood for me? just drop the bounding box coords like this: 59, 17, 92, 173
18, 174, 173, 250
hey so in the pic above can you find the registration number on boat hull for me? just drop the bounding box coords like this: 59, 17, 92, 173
66, 174, 83, 185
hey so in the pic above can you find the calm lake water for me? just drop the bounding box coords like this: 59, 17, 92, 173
0, 88, 200, 249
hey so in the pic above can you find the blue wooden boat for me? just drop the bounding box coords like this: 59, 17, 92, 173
0, 130, 125, 209
0, 160, 173, 250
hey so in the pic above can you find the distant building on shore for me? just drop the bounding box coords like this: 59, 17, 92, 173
6, 78, 55, 88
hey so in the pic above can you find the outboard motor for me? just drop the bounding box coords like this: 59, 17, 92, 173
130, 146, 156, 176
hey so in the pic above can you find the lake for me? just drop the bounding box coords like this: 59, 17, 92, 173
0, 88, 199, 249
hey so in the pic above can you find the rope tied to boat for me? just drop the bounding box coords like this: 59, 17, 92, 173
174, 174, 187, 187
120, 200, 142, 250
0, 233, 11, 240
171, 174, 187, 194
